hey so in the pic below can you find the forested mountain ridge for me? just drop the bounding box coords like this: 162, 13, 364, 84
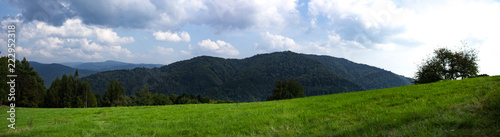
29, 61, 164, 87
30, 61, 98, 87
82, 51, 411, 102
305, 55, 412, 90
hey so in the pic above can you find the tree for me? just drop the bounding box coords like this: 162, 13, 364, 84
0, 56, 11, 105
415, 43, 478, 84
16, 58, 46, 107
80, 81, 97, 107
152, 93, 173, 105
45, 77, 62, 107
133, 85, 153, 106
60, 74, 74, 107
95, 93, 103, 107
170, 94, 178, 104
176, 93, 191, 104
201, 96, 211, 103
267, 79, 305, 101
103, 79, 127, 107
44, 70, 97, 108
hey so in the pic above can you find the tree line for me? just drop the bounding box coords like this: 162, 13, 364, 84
0, 57, 232, 108
99, 79, 234, 107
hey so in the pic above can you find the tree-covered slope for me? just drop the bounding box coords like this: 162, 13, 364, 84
306, 55, 412, 90
82, 51, 364, 102
223, 51, 363, 101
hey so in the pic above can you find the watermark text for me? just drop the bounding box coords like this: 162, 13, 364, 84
7, 24, 16, 130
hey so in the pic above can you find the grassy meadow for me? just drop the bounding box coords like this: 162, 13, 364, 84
1, 76, 499, 136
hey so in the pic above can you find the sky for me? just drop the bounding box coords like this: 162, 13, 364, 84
0, 0, 499, 77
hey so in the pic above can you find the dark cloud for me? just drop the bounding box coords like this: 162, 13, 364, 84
151, 0, 263, 32
8, 0, 74, 26
69, 0, 157, 28
7, 0, 173, 29
7, 0, 294, 32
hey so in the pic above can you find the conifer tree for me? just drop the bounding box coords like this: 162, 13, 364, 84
103, 79, 127, 107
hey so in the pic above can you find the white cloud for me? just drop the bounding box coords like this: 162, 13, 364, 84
4, 0, 499, 77
180, 50, 191, 55
39, 50, 54, 57
307, 0, 413, 48
35, 37, 64, 50
305, 0, 500, 76
258, 32, 302, 52
95, 28, 134, 45
198, 39, 239, 56
153, 46, 175, 55
308, 0, 411, 28
153, 0, 207, 29
0, 39, 6, 54
392, 0, 500, 76
4, 19, 135, 62
34, 38, 132, 60
300, 31, 367, 58
153, 0, 300, 31
258, 31, 368, 55
27, 19, 94, 38
251, 0, 300, 29
19, 19, 134, 45
397, 1, 500, 45
153, 31, 190, 42
14, 46, 32, 57
11, 0, 300, 32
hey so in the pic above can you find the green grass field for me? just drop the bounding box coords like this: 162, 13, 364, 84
1, 76, 499, 136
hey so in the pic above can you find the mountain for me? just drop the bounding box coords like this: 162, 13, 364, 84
82, 51, 411, 102
306, 55, 412, 90
30, 62, 98, 87
31, 60, 164, 87
61, 60, 164, 71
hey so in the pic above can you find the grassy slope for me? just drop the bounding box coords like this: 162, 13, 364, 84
1, 76, 499, 136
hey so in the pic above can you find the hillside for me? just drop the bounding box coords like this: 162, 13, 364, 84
306, 55, 412, 90
2, 76, 498, 136
82, 51, 411, 102
83, 51, 365, 102
30, 61, 98, 87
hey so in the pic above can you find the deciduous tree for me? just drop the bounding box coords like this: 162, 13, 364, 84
415, 43, 478, 84
267, 79, 305, 101
133, 85, 153, 106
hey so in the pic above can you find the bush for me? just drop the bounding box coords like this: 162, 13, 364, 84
267, 79, 305, 101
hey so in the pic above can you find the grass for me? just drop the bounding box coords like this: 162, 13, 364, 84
1, 76, 499, 136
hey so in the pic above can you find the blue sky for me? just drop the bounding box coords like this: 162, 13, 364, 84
1, 0, 499, 77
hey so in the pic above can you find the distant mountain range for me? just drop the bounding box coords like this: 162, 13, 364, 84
30, 61, 164, 87
60, 60, 163, 72
80, 51, 412, 102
